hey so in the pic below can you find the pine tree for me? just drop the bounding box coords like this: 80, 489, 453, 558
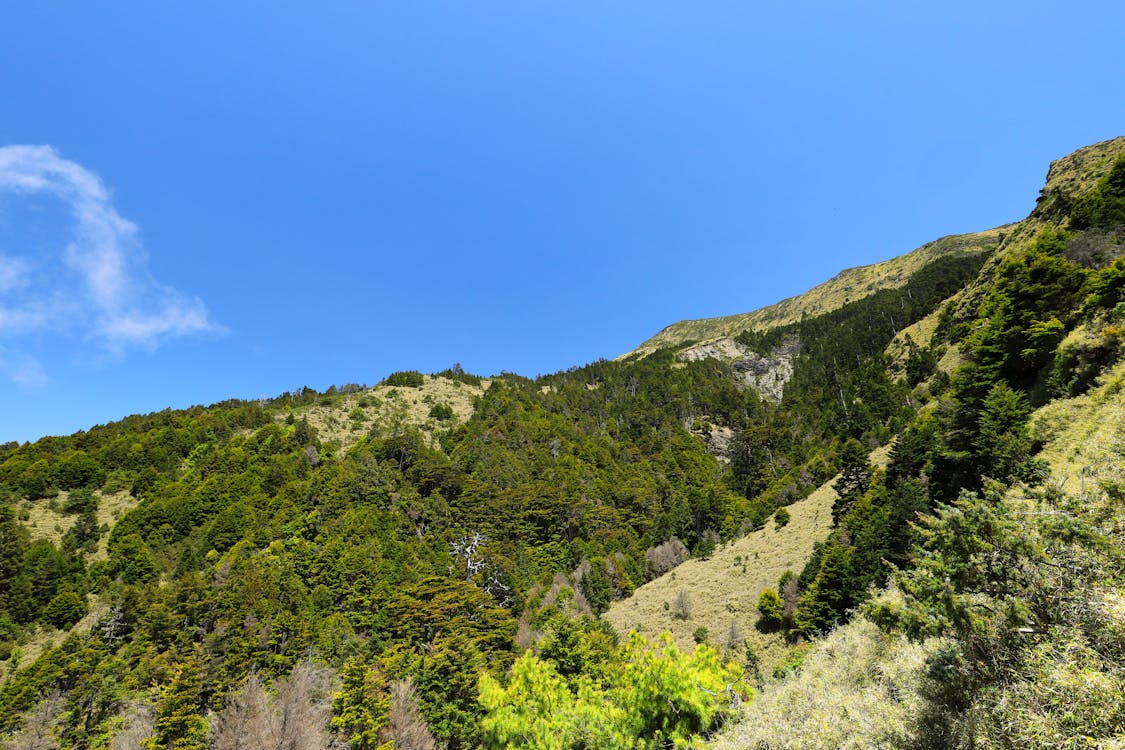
146, 655, 208, 750
832, 439, 872, 525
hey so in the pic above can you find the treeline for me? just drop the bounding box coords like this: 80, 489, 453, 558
0, 357, 757, 746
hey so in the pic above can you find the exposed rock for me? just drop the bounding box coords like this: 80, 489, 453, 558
677, 336, 799, 404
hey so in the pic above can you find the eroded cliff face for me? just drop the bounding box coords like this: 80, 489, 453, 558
677, 336, 800, 403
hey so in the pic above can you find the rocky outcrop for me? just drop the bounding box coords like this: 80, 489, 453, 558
677, 336, 799, 404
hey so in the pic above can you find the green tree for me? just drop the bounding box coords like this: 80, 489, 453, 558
793, 540, 855, 636
43, 590, 86, 629
146, 655, 208, 750
832, 439, 872, 525
331, 657, 390, 750
479, 633, 743, 749
756, 587, 783, 631
974, 382, 1038, 483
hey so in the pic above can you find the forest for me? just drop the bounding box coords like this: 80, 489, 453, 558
0, 143, 1123, 748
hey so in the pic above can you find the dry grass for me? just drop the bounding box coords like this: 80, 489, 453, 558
19, 490, 136, 561
625, 229, 1001, 359
1030, 358, 1125, 492
603, 481, 834, 668
604, 445, 891, 671
712, 618, 935, 750
283, 375, 488, 452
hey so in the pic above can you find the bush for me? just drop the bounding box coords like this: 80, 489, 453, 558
673, 589, 693, 620
757, 588, 783, 631
428, 403, 455, 421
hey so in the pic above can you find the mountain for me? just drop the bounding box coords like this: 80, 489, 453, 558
625, 227, 1003, 360
1, 138, 1123, 749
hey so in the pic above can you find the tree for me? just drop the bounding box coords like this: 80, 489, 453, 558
479, 633, 744, 749
211, 660, 340, 750
43, 590, 86, 629
832, 439, 872, 525
330, 658, 389, 750
793, 540, 856, 636
974, 382, 1038, 483
146, 655, 208, 750
756, 588, 783, 631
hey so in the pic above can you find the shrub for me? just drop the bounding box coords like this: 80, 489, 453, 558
428, 403, 454, 421
757, 588, 783, 631
644, 537, 689, 579
672, 589, 693, 620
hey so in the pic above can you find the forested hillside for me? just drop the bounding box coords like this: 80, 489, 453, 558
1, 137, 1123, 749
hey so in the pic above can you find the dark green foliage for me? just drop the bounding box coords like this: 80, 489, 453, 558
383, 370, 426, 387
428, 402, 454, 420
832, 438, 872, 525
62, 487, 97, 514
973, 382, 1039, 483
433, 363, 482, 387
43, 589, 86, 629
1069, 156, 1125, 230
904, 336, 939, 385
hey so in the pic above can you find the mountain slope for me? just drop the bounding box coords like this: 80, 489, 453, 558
625, 228, 1003, 359
1, 138, 1123, 749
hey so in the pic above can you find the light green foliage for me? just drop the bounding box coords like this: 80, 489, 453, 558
714, 619, 930, 750
479, 632, 744, 749
145, 656, 208, 750
756, 588, 783, 631
331, 657, 390, 750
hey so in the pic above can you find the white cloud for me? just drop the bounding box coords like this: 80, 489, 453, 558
0, 145, 224, 381
0, 255, 30, 293
0, 345, 46, 389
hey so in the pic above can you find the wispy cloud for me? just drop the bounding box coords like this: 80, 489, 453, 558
0, 145, 224, 383
0, 345, 46, 389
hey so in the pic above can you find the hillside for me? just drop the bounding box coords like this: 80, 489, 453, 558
625, 227, 1003, 359
1, 137, 1123, 749
604, 444, 891, 671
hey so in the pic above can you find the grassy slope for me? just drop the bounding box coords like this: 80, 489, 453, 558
638, 136, 1125, 365
603, 445, 891, 670
625, 229, 1002, 359
278, 374, 488, 453
711, 346, 1125, 750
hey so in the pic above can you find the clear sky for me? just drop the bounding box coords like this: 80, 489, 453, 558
1, 2, 1123, 443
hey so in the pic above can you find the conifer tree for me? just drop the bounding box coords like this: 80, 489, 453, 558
146, 655, 208, 750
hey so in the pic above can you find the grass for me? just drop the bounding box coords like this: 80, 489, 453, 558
282, 374, 488, 452
603, 444, 892, 672
625, 228, 1001, 359
20, 490, 136, 562
1030, 358, 1125, 493
711, 618, 935, 750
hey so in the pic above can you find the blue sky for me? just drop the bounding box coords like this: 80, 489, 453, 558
1, 2, 1123, 443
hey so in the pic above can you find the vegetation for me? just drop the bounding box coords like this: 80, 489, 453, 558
2, 137, 1124, 748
